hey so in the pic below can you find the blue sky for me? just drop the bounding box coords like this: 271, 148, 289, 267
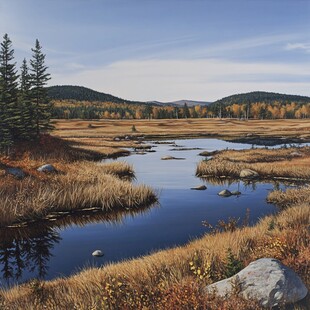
1, 0, 310, 101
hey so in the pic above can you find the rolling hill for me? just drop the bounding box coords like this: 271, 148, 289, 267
212, 91, 310, 106
47, 85, 145, 104
147, 100, 212, 107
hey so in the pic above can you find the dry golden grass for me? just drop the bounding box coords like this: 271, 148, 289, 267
197, 147, 310, 181
267, 185, 310, 208
1, 203, 308, 309
52, 118, 310, 140
0, 161, 156, 227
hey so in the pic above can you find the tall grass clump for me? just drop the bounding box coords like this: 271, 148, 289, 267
0, 161, 156, 227
267, 185, 310, 208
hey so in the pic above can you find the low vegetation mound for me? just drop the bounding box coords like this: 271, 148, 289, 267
196, 146, 310, 181
0, 161, 156, 227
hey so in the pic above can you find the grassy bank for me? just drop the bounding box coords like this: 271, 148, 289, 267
0, 136, 156, 228
0, 161, 156, 228
267, 185, 310, 208
196, 146, 310, 181
1, 201, 308, 309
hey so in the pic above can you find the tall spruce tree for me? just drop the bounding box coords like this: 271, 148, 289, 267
19, 58, 35, 139
30, 39, 51, 136
0, 34, 20, 152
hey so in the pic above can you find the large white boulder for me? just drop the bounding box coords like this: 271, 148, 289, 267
206, 258, 308, 307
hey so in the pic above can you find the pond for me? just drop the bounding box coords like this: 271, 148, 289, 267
0, 138, 300, 287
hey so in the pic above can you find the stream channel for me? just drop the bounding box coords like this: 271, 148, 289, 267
0, 138, 305, 287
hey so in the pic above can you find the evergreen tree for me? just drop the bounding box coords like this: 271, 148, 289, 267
19, 58, 35, 139
183, 103, 190, 118
30, 39, 51, 136
0, 34, 20, 151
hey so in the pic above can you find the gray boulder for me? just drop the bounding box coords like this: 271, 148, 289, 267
240, 169, 259, 179
206, 258, 308, 307
92, 250, 104, 257
191, 185, 207, 190
231, 190, 241, 196
290, 151, 302, 157
37, 164, 57, 173
218, 189, 232, 197
6, 168, 26, 179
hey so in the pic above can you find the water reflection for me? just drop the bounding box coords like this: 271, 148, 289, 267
199, 176, 300, 189
0, 205, 155, 286
0, 227, 60, 285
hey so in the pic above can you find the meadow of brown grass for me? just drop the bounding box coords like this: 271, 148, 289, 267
52, 118, 310, 140
196, 146, 310, 181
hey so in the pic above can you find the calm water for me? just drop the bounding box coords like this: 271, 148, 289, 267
1, 138, 302, 287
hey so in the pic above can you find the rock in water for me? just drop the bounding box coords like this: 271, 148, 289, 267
37, 164, 57, 173
218, 189, 232, 197
231, 191, 241, 196
191, 185, 207, 190
92, 250, 104, 257
6, 168, 26, 179
206, 258, 308, 307
161, 155, 175, 160
240, 169, 259, 179
161, 155, 185, 160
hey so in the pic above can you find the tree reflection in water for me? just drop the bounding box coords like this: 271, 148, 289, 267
0, 204, 156, 287
0, 226, 61, 285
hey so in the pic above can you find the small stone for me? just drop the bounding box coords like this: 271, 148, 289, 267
191, 185, 207, 190
161, 155, 184, 160
240, 169, 259, 179
37, 164, 57, 173
6, 168, 26, 179
161, 155, 176, 160
92, 250, 104, 257
290, 151, 302, 157
231, 191, 241, 196
218, 189, 232, 197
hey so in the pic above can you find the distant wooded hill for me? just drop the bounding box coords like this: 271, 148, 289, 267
47, 85, 144, 105
48, 86, 310, 119
208, 91, 310, 119
148, 100, 211, 107
212, 91, 310, 106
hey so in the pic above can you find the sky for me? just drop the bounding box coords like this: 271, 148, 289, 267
1, 0, 310, 102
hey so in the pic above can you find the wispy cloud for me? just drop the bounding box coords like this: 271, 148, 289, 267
51, 58, 310, 101
285, 43, 310, 53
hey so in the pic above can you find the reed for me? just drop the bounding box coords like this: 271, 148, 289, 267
267, 185, 310, 208
0, 161, 156, 227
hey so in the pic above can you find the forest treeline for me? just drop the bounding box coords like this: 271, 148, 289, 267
49, 86, 310, 120
0, 34, 51, 153
52, 99, 310, 120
